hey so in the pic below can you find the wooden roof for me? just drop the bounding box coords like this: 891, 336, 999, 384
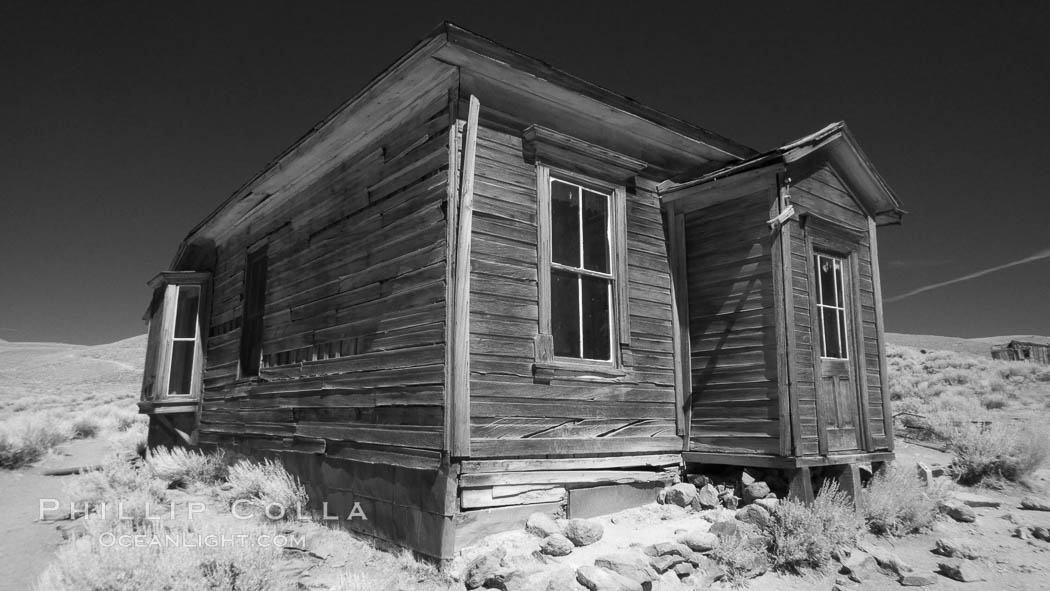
173, 22, 755, 262
663, 122, 906, 226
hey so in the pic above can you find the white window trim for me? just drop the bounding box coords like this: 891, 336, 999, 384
536, 164, 629, 368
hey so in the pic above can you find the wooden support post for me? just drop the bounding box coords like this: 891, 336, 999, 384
835, 463, 862, 503
788, 466, 814, 503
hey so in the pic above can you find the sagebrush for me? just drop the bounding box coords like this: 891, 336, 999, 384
766, 481, 863, 573
861, 465, 947, 535
225, 458, 309, 518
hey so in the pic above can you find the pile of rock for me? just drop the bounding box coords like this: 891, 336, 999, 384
657, 468, 785, 531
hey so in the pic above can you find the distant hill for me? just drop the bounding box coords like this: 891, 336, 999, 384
886, 333, 1050, 358
0, 335, 146, 411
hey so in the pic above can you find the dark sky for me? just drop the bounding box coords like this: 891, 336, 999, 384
2, 1, 1048, 345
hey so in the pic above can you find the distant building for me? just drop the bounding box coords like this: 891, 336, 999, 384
991, 341, 1050, 364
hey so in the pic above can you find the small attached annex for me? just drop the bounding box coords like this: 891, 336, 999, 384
138, 23, 904, 558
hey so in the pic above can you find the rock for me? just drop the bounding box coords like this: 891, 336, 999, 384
1002, 512, 1024, 524
656, 488, 668, 505
939, 500, 976, 523
526, 512, 562, 538
696, 484, 720, 509
650, 541, 696, 561
1014, 526, 1032, 540
742, 481, 770, 504
677, 530, 719, 553
1020, 497, 1050, 511
735, 504, 770, 527
540, 534, 575, 557
953, 492, 1001, 508
575, 565, 642, 591
721, 494, 740, 510
740, 469, 757, 487
899, 574, 938, 586
463, 547, 507, 589
933, 538, 982, 560
594, 552, 658, 585
543, 564, 587, 591
1032, 526, 1050, 541
563, 519, 604, 547
651, 571, 688, 591
753, 497, 778, 513
649, 553, 687, 574
673, 562, 695, 577
686, 474, 709, 489
665, 483, 697, 508
839, 551, 879, 583
708, 520, 740, 540
858, 543, 912, 576
938, 561, 986, 582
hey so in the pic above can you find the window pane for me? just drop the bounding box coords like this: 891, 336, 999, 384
837, 308, 849, 359
581, 276, 611, 360
173, 286, 200, 339
168, 341, 195, 395
551, 180, 580, 267
821, 307, 841, 358
551, 269, 580, 357
817, 256, 836, 306
582, 189, 609, 273
833, 260, 844, 308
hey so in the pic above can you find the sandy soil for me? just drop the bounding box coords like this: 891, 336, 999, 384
0, 438, 116, 590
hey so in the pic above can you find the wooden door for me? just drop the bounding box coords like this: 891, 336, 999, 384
813, 253, 861, 452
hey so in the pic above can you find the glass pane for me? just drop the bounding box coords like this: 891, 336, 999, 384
582, 189, 609, 273
551, 269, 580, 357
168, 341, 195, 395
833, 260, 844, 308
581, 276, 611, 360
837, 308, 849, 359
551, 180, 580, 267
173, 286, 200, 339
817, 256, 836, 306
821, 307, 841, 358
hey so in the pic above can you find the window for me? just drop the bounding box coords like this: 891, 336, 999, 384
167, 285, 200, 395
142, 271, 209, 402
548, 176, 614, 361
239, 248, 268, 377
814, 254, 849, 359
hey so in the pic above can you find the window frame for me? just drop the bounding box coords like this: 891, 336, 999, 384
813, 253, 850, 360
142, 271, 211, 402
238, 245, 269, 379
536, 164, 629, 369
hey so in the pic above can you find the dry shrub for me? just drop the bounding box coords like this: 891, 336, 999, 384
861, 465, 947, 536
709, 529, 771, 586
945, 421, 1050, 485
67, 458, 167, 528
0, 413, 71, 468
69, 415, 101, 439
766, 481, 862, 573
225, 458, 308, 519
148, 446, 229, 487
37, 518, 296, 591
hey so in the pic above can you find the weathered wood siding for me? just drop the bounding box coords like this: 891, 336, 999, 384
791, 165, 889, 451
191, 69, 458, 558
684, 189, 781, 454
466, 124, 680, 457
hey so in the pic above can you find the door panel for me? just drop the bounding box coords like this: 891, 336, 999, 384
813, 253, 861, 452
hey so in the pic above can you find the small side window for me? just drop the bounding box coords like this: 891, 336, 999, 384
239, 248, 268, 377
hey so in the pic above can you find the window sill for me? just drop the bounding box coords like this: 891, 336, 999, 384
137, 400, 198, 415
532, 360, 628, 384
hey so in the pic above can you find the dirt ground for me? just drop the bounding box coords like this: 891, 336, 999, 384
0, 438, 115, 590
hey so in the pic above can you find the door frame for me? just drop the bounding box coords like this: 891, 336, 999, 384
802, 216, 873, 454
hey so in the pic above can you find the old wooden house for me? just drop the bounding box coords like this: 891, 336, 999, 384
138, 23, 904, 558
991, 340, 1050, 364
